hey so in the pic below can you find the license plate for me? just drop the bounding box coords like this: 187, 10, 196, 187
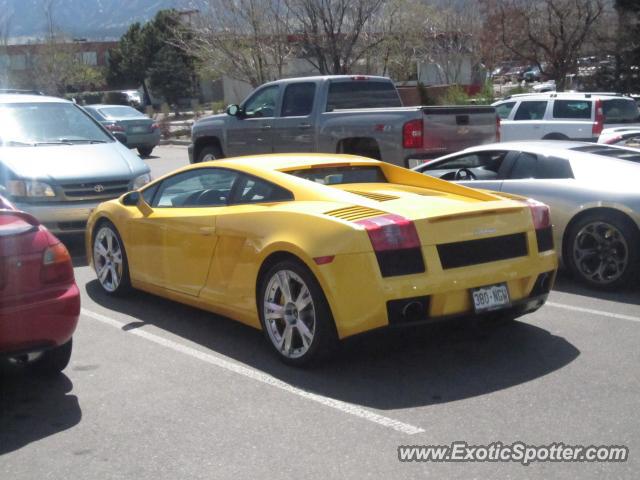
130, 126, 148, 133
471, 283, 510, 313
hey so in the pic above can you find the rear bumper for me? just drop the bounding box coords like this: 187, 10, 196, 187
13, 200, 102, 234
0, 283, 80, 356
126, 131, 161, 149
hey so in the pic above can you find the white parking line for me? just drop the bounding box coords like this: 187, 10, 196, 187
81, 308, 425, 436
547, 302, 640, 323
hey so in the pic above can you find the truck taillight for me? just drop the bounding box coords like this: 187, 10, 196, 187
526, 198, 551, 230
496, 115, 501, 142
593, 99, 604, 136
403, 119, 423, 149
41, 242, 74, 284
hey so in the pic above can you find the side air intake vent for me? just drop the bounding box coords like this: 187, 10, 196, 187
345, 191, 400, 202
324, 206, 387, 222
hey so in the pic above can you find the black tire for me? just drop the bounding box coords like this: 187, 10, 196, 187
564, 211, 639, 290
138, 146, 154, 157
32, 339, 73, 375
258, 259, 338, 366
197, 144, 223, 163
92, 220, 132, 296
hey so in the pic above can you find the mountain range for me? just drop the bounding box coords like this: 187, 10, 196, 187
1, 0, 200, 41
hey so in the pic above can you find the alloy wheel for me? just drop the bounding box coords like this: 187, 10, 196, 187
263, 270, 316, 359
572, 221, 629, 285
93, 226, 124, 292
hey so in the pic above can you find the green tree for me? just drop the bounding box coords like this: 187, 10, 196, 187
107, 10, 195, 106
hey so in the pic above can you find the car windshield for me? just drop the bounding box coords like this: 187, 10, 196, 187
0, 102, 112, 145
98, 106, 145, 119
286, 166, 388, 184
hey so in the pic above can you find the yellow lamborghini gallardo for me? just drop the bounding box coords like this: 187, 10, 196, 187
87, 154, 557, 365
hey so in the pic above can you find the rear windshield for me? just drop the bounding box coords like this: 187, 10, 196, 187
602, 99, 640, 124
287, 166, 388, 185
99, 106, 145, 119
326, 81, 401, 111
571, 145, 640, 163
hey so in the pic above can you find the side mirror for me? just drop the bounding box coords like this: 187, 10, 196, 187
226, 104, 240, 116
121, 191, 140, 206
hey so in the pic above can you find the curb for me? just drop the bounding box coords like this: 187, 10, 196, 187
160, 139, 191, 146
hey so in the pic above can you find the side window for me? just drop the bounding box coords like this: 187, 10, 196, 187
495, 102, 516, 119
243, 85, 279, 118
513, 101, 548, 121
85, 108, 103, 121
154, 168, 239, 208
281, 83, 316, 117
602, 99, 640, 124
233, 175, 293, 204
552, 100, 591, 119
141, 183, 159, 204
431, 151, 507, 173
509, 152, 538, 178
536, 156, 574, 179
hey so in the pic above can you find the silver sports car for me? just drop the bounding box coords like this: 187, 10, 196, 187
414, 141, 640, 289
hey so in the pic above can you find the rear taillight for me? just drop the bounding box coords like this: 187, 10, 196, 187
151, 122, 159, 131
604, 135, 622, 145
41, 242, 74, 284
403, 119, 423, 149
356, 214, 425, 277
356, 214, 420, 251
526, 198, 551, 230
496, 115, 501, 142
106, 124, 125, 133
593, 99, 604, 136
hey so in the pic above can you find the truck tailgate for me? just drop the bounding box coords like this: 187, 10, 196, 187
419, 106, 498, 158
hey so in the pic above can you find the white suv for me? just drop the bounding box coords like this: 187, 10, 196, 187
493, 92, 640, 142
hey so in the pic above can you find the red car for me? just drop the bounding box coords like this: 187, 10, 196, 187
0, 196, 79, 373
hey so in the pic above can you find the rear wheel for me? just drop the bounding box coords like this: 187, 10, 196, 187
565, 212, 639, 289
197, 145, 223, 163
258, 260, 337, 366
138, 146, 154, 157
31, 339, 73, 375
93, 221, 131, 295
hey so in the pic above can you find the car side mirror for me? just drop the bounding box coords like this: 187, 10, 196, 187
226, 104, 241, 117
121, 191, 140, 206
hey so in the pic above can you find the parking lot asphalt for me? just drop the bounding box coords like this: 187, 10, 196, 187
1, 146, 639, 479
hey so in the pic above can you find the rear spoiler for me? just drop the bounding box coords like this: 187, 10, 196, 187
0, 208, 40, 225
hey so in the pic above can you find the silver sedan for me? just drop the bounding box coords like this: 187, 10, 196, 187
413, 141, 640, 289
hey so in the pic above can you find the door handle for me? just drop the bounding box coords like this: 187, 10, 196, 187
260, 125, 272, 130
298, 123, 312, 129
199, 226, 216, 236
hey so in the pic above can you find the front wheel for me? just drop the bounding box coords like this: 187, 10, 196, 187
138, 146, 154, 157
258, 260, 337, 366
197, 145, 223, 163
565, 213, 639, 289
93, 221, 132, 295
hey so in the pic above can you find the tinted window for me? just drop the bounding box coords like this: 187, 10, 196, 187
537, 156, 574, 178
243, 85, 279, 118
514, 101, 548, 121
509, 152, 538, 178
430, 151, 507, 172
288, 166, 387, 184
0, 102, 112, 145
141, 183, 159, 204
154, 169, 239, 207
281, 83, 316, 117
553, 100, 591, 119
602, 99, 640, 124
234, 175, 293, 204
326, 81, 401, 111
495, 102, 516, 119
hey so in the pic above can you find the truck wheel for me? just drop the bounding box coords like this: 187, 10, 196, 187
197, 145, 223, 163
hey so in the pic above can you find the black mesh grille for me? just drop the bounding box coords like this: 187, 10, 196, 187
535, 226, 554, 252
437, 233, 528, 269
376, 248, 425, 277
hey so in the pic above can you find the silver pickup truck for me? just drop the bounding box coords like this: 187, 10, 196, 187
189, 75, 500, 168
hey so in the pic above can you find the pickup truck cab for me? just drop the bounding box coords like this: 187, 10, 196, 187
190, 76, 499, 168
494, 92, 640, 142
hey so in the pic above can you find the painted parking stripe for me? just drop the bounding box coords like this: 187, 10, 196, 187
81, 308, 425, 436
547, 302, 640, 323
